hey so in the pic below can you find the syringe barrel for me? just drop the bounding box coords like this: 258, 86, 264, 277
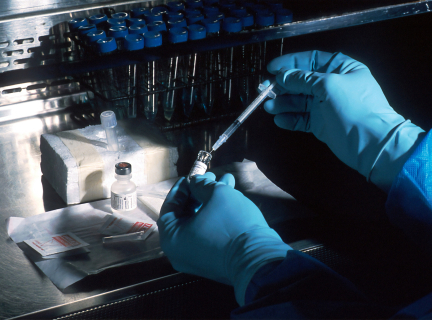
224, 120, 241, 139
236, 81, 276, 123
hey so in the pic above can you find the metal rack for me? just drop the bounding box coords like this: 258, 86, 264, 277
1, 1, 431, 124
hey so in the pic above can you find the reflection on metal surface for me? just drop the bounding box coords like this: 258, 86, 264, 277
0, 91, 90, 122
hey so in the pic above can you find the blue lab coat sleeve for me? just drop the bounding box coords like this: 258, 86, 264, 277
232, 130, 432, 319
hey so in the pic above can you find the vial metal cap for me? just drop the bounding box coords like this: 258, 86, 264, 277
100, 110, 117, 128
115, 162, 132, 175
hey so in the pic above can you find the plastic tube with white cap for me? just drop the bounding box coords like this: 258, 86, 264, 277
100, 111, 119, 151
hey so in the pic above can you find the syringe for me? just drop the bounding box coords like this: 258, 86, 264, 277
211, 81, 281, 153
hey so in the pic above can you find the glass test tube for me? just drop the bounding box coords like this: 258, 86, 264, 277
162, 27, 188, 121
142, 31, 163, 121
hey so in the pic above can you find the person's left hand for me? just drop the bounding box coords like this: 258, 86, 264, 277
157, 173, 291, 305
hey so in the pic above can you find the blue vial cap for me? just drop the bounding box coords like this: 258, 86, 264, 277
186, 0, 204, 8
266, 1, 284, 11
241, 1, 255, 9
111, 12, 129, 21
96, 37, 117, 53
237, 12, 254, 28
186, 13, 204, 25
256, 12, 275, 27
124, 34, 144, 51
87, 30, 106, 43
152, 6, 168, 14
220, 1, 236, 13
107, 18, 126, 28
143, 31, 162, 47
231, 7, 247, 17
131, 7, 150, 18
126, 17, 145, 27
69, 18, 88, 31
129, 24, 148, 34
143, 12, 164, 24
78, 24, 97, 36
222, 17, 242, 33
167, 17, 188, 29
167, 12, 184, 20
108, 26, 129, 39
188, 24, 206, 40
89, 14, 108, 26
148, 21, 167, 32
276, 9, 293, 24
167, 1, 185, 12
184, 8, 201, 16
201, 18, 220, 34
206, 12, 224, 21
203, 6, 219, 15
204, 0, 219, 5
169, 27, 188, 43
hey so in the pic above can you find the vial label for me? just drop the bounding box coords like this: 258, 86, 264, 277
111, 191, 137, 212
188, 160, 207, 179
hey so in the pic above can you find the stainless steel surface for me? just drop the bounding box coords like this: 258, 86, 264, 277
0, 110, 180, 320
0, 112, 89, 320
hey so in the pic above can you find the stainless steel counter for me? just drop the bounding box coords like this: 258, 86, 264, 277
0, 108, 249, 319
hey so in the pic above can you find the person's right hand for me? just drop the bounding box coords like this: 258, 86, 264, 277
264, 50, 425, 192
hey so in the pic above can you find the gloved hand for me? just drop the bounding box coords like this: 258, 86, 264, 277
157, 173, 291, 306
264, 50, 425, 192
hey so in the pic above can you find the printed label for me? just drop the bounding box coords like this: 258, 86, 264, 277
189, 161, 207, 179
24, 232, 89, 256
99, 213, 155, 236
111, 191, 137, 211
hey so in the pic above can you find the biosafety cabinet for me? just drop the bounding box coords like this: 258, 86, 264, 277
1, 1, 432, 319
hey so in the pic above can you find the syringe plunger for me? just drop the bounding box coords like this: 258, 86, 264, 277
211, 81, 281, 152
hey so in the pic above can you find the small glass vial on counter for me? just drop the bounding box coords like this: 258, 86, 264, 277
188, 150, 212, 180
111, 162, 137, 214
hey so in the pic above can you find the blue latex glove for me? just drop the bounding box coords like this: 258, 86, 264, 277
264, 50, 425, 192
157, 173, 291, 306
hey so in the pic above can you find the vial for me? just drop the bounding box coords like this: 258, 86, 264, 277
111, 162, 137, 214
188, 150, 212, 180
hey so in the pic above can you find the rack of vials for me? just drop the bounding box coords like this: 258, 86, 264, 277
66, 0, 293, 128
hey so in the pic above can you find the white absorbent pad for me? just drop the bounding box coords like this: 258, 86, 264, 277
40, 119, 179, 204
